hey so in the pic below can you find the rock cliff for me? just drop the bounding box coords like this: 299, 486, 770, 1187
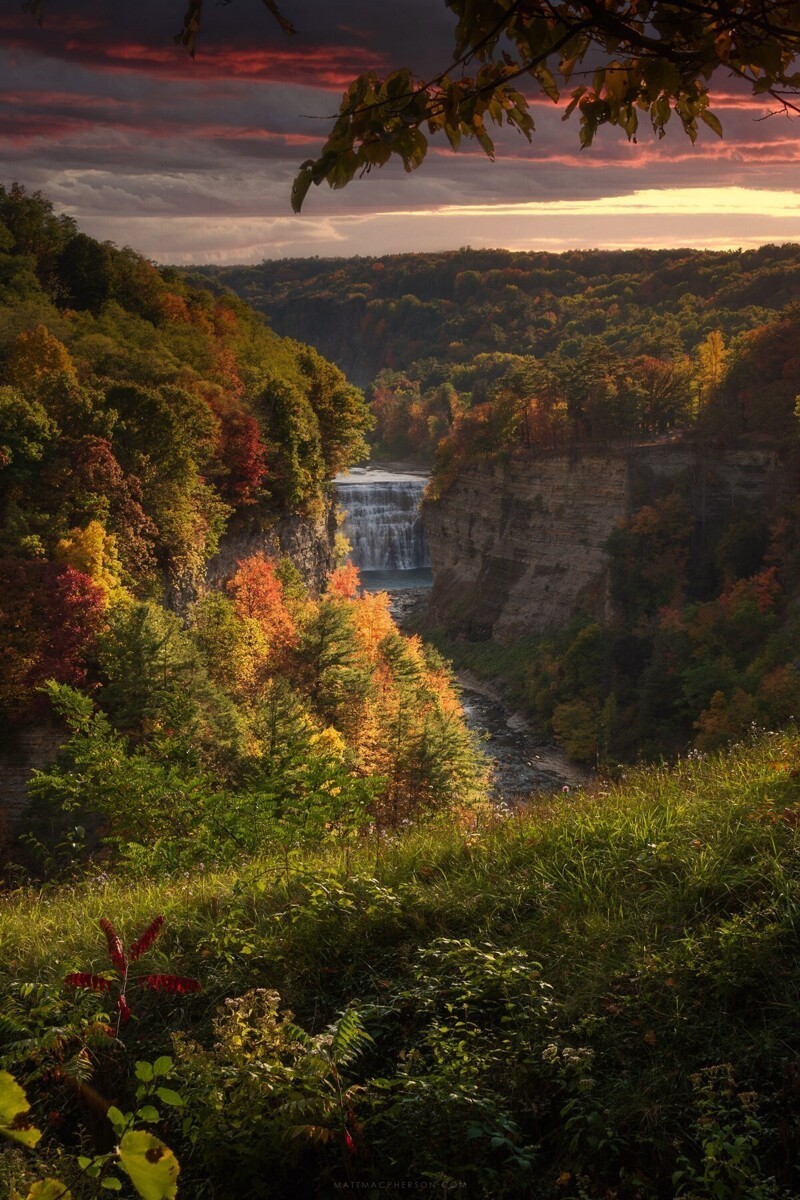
424, 439, 785, 641
205, 498, 338, 595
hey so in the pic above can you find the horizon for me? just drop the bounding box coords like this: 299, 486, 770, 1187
184, 232, 800, 269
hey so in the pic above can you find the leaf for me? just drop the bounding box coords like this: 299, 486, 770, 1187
0, 1070, 42, 1148
534, 64, 560, 103
136, 1106, 161, 1123
26, 1183, 72, 1200
106, 1106, 127, 1134
118, 1131, 180, 1200
152, 1057, 173, 1077
22, 0, 44, 26
64, 973, 112, 992
128, 917, 165, 962
261, 0, 296, 36
99, 918, 127, 971
155, 1088, 184, 1108
174, 0, 202, 58
700, 109, 723, 137
135, 1062, 154, 1083
101, 1180, 123, 1193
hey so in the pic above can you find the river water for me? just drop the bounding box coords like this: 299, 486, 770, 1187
334, 467, 582, 801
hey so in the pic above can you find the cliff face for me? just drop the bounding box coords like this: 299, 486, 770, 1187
424, 440, 785, 641
205, 499, 338, 596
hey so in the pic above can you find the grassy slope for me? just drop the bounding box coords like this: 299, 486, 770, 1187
3, 731, 800, 1194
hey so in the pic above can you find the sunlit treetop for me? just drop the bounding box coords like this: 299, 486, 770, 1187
164, 0, 800, 208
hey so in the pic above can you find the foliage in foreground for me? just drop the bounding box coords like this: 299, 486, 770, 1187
3, 731, 800, 1197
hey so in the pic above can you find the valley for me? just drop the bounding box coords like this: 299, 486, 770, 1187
4, 191, 800, 1200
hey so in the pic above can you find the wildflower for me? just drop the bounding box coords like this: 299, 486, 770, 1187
562, 785, 570, 794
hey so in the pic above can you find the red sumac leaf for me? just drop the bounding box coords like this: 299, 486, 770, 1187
129, 915, 165, 962
65, 972, 112, 992
100, 917, 127, 971
141, 974, 201, 994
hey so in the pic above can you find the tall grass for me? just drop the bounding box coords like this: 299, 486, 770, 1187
3, 730, 800, 1196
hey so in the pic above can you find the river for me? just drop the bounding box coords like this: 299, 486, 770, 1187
334, 467, 584, 801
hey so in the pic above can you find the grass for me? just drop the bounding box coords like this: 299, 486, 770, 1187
3, 730, 800, 1196
422, 627, 541, 707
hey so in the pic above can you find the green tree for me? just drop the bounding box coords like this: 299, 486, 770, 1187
256, 374, 324, 509
298, 347, 373, 475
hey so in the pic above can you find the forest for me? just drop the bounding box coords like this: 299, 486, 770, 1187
5, 191, 800, 1200
207, 249, 800, 768
0, 180, 488, 857
204, 243, 800, 458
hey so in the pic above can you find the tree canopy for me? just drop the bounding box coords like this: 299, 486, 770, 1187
153, 0, 800, 209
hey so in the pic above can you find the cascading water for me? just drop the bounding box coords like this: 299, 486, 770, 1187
334, 469, 431, 583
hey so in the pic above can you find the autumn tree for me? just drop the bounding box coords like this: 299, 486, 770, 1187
256, 375, 324, 510
276, 0, 800, 209
0, 558, 105, 724
298, 347, 373, 476
227, 553, 297, 669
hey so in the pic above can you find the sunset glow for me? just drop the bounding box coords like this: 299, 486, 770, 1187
2, 1, 799, 259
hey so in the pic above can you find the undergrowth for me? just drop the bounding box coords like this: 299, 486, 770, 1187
3, 731, 800, 1197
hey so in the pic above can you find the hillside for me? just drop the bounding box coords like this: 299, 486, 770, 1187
0, 186, 485, 868
201, 246, 800, 460
4, 732, 800, 1198
201, 245, 800, 384
6, 198, 800, 1200
203, 248, 800, 767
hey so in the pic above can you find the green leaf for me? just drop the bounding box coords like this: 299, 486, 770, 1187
152, 1057, 173, 1078
534, 64, 560, 103
291, 166, 314, 214
135, 1062, 154, 1083
136, 1106, 161, 1123
118, 1131, 180, 1200
101, 1180, 123, 1193
27, 1183, 72, 1200
0, 1070, 42, 1148
155, 1088, 183, 1108
700, 109, 723, 137
107, 1106, 126, 1128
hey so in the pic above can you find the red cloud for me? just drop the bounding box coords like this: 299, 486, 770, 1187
0, 11, 385, 91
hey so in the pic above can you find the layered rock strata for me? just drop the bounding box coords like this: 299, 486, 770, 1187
424, 439, 784, 641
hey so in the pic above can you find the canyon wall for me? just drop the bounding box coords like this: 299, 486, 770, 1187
424, 439, 785, 641
205, 500, 338, 595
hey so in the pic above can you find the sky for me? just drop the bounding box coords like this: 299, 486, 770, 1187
3, 0, 800, 263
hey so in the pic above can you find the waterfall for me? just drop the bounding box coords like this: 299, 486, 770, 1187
335, 470, 430, 571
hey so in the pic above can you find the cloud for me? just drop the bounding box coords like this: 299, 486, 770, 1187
1, 3, 800, 261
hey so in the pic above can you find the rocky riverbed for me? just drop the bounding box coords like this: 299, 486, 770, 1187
457, 671, 588, 802
387, 586, 588, 803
